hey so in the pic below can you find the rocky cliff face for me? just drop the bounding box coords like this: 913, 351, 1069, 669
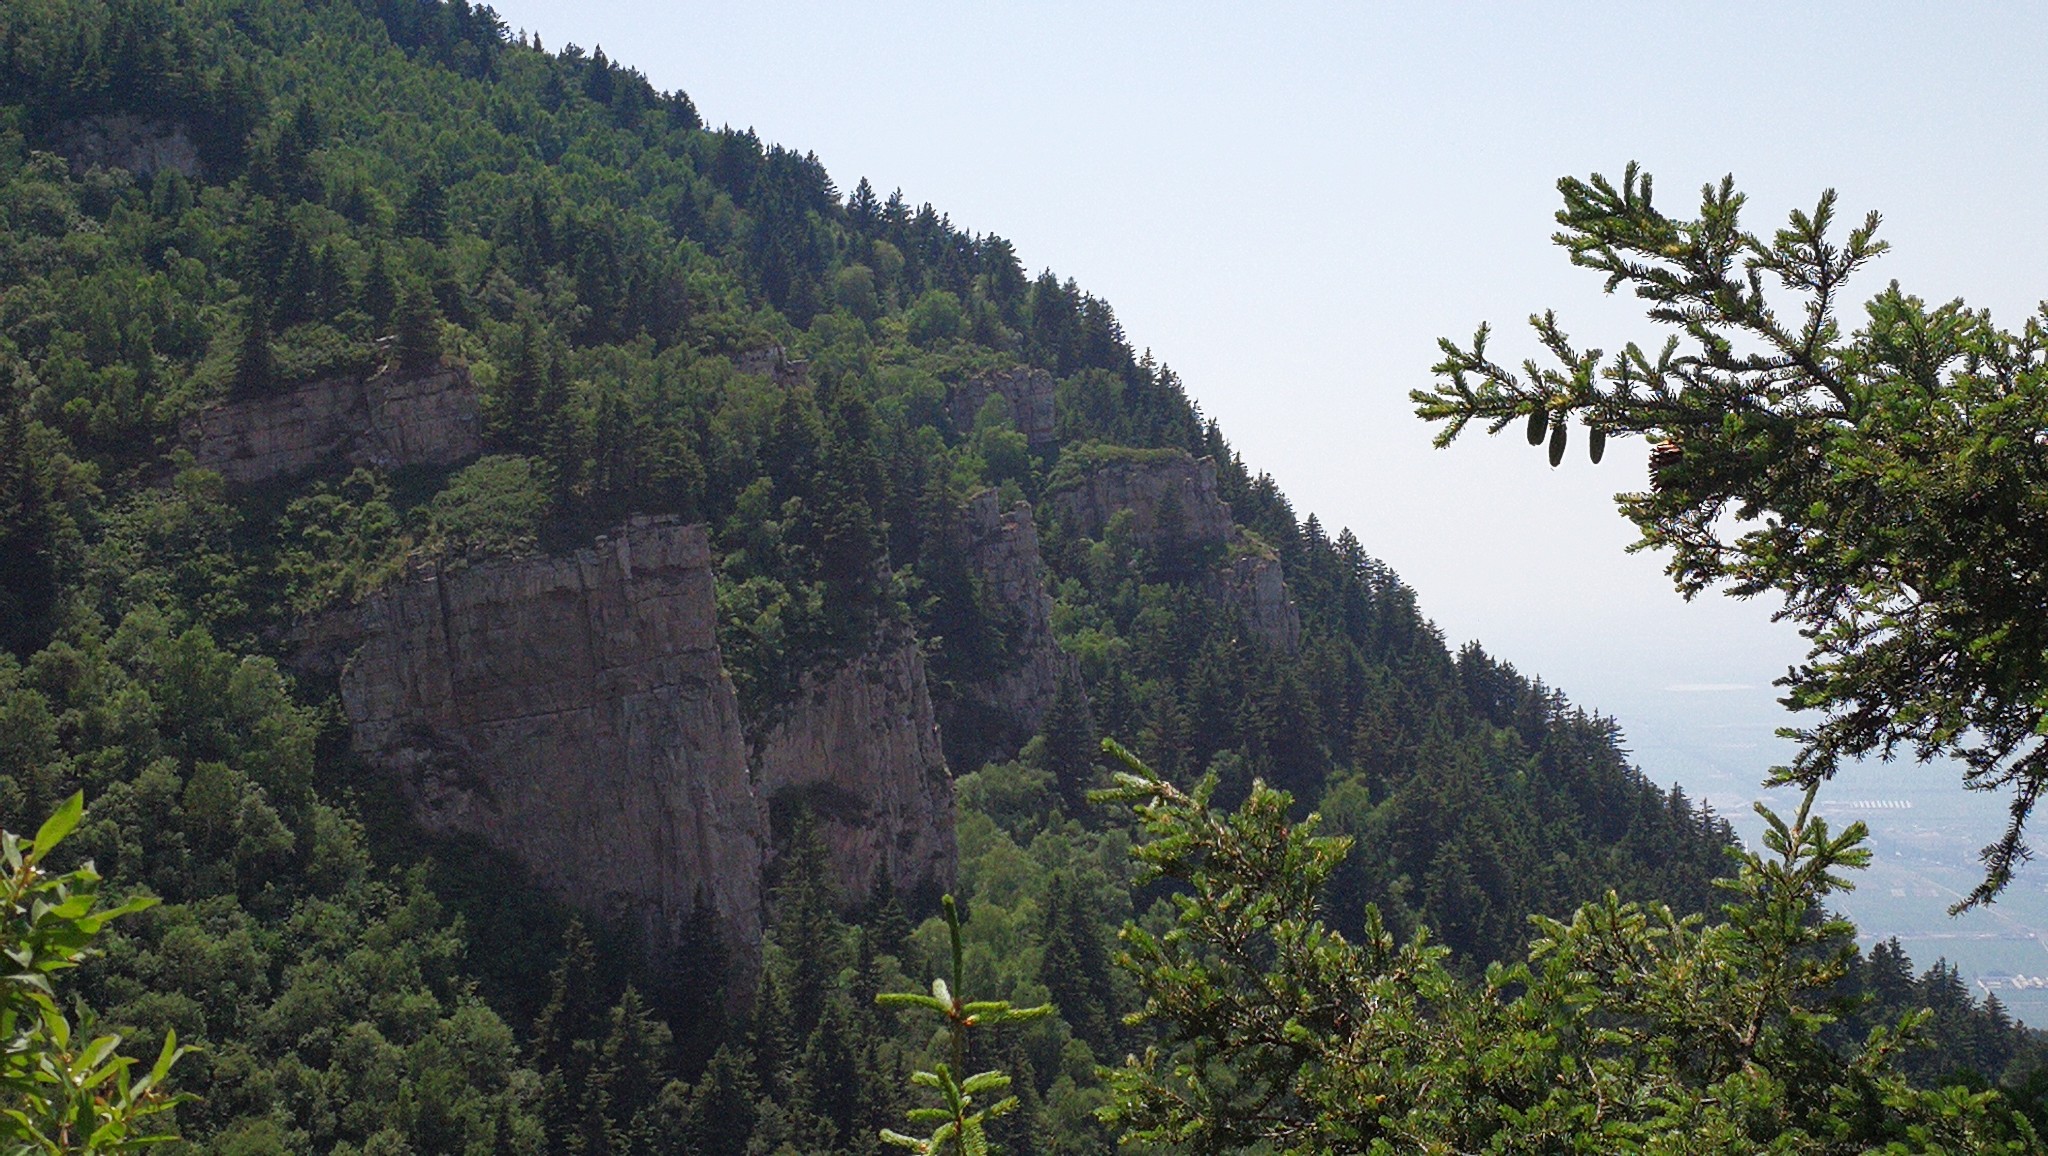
944, 489, 1077, 763
57, 114, 203, 177
1210, 554, 1302, 653
949, 366, 1057, 448
733, 345, 809, 387
1048, 450, 1236, 547
182, 364, 481, 485
333, 516, 766, 956
1050, 449, 1301, 652
753, 629, 957, 904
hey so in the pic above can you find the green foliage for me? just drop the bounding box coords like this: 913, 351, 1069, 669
422, 454, 552, 559
3, 794, 192, 1154
1096, 738, 2044, 1152
877, 896, 1051, 1156
1415, 164, 2048, 904
905, 290, 964, 347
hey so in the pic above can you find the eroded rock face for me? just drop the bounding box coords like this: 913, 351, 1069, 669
754, 629, 957, 904
943, 490, 1077, 764
181, 364, 481, 485
56, 115, 202, 178
1048, 450, 1235, 548
336, 516, 766, 956
733, 345, 809, 388
949, 367, 1057, 448
1050, 448, 1301, 652
1210, 554, 1303, 654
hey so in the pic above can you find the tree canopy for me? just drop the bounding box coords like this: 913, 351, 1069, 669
1415, 163, 2048, 905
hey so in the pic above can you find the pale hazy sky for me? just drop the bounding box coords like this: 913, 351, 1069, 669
483, 1, 2048, 810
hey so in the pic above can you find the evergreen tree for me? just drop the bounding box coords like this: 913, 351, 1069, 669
1038, 873, 1116, 1054
233, 292, 275, 398
748, 960, 797, 1101
792, 999, 861, 1149
532, 920, 609, 1146
393, 278, 444, 372
810, 453, 884, 644
847, 176, 881, 230
1417, 165, 2048, 903
863, 868, 913, 959
1041, 673, 1098, 816
498, 315, 548, 446
1150, 487, 1196, 583
582, 986, 673, 1155
680, 1045, 759, 1156
362, 244, 398, 328
772, 822, 847, 1036
403, 167, 450, 241
762, 387, 824, 500
0, 393, 58, 657
668, 887, 730, 1074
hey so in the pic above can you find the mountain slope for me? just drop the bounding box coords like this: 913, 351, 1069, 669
0, 2, 2032, 1151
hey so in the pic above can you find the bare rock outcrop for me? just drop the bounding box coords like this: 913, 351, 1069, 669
334, 516, 766, 956
948, 366, 1057, 448
181, 364, 481, 485
943, 490, 1077, 763
1209, 554, 1303, 653
1050, 447, 1301, 652
733, 345, 809, 388
56, 115, 203, 178
1048, 449, 1235, 548
754, 629, 957, 904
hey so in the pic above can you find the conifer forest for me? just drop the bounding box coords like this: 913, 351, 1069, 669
5, 3, 2048, 1152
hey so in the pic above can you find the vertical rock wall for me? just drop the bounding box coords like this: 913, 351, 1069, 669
948, 366, 1058, 448
1048, 450, 1236, 547
944, 490, 1078, 763
753, 630, 957, 903
57, 114, 203, 178
1209, 554, 1303, 654
181, 364, 481, 484
337, 517, 766, 956
1050, 448, 1301, 652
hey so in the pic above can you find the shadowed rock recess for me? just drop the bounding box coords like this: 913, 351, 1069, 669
755, 628, 957, 903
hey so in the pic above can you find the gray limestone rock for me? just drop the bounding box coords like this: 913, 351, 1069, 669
1209, 553, 1303, 654
1048, 449, 1236, 548
1050, 448, 1300, 652
55, 115, 203, 178
943, 490, 1078, 763
182, 364, 481, 485
733, 345, 809, 387
948, 367, 1057, 449
754, 629, 957, 904
334, 516, 766, 958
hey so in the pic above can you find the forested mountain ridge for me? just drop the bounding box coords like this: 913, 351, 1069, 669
0, 1, 2036, 1151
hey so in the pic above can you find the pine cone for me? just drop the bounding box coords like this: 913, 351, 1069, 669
1649, 441, 1683, 491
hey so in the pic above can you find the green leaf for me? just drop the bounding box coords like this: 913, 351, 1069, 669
26, 793, 83, 866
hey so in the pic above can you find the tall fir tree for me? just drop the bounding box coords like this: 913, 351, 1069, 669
233, 292, 274, 399
681, 1044, 759, 1156
0, 392, 57, 657
1041, 673, 1099, 817
393, 278, 444, 373
532, 920, 610, 1147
